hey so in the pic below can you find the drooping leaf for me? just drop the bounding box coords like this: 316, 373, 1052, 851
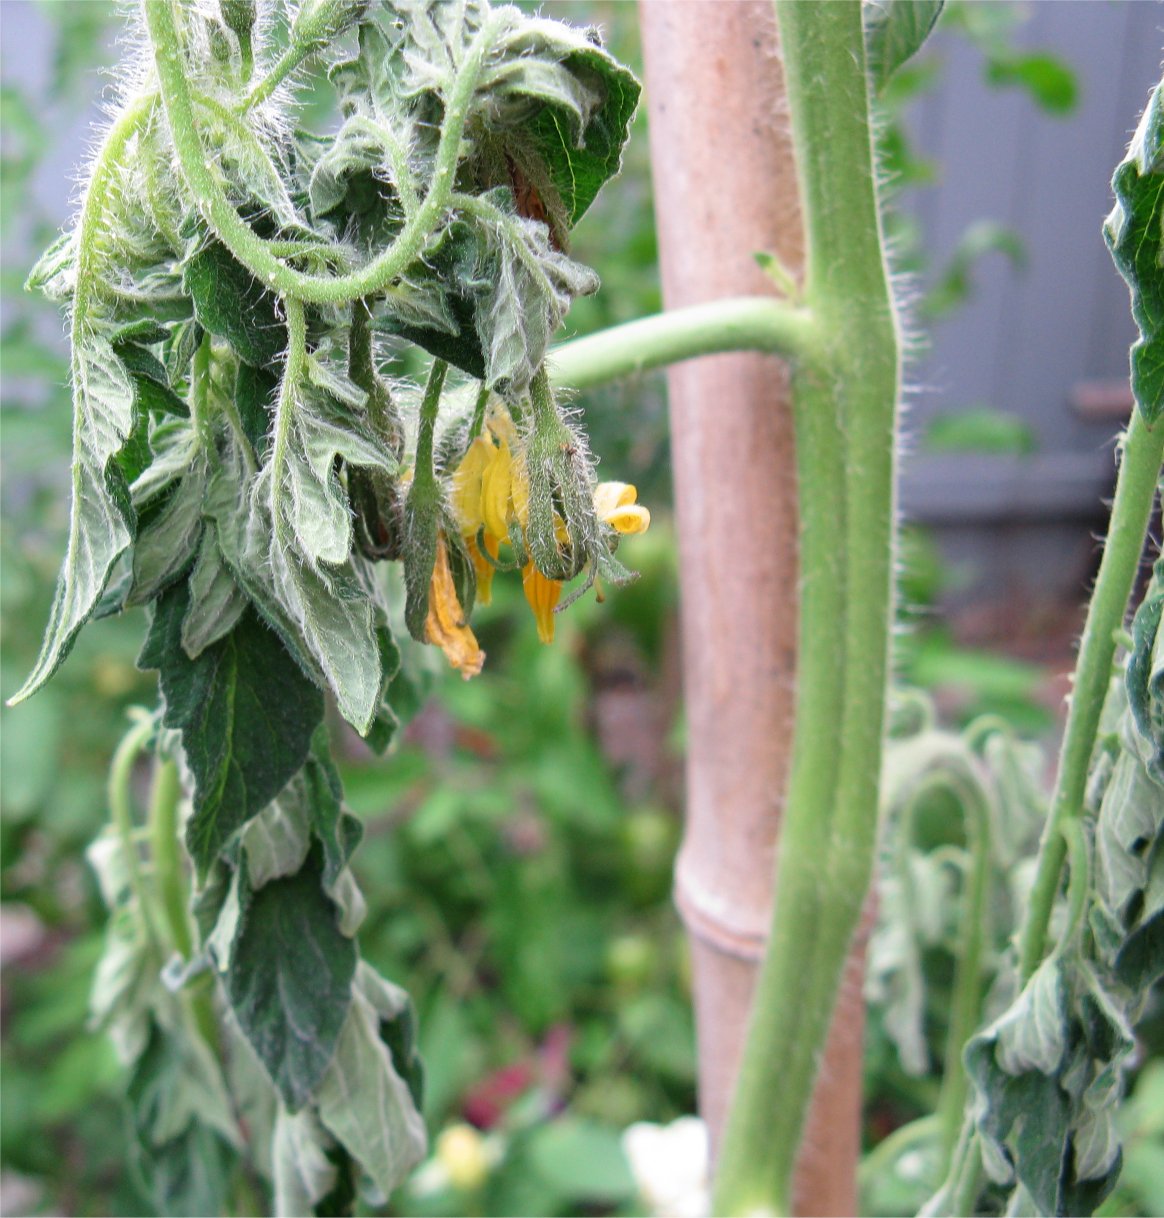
278, 376, 396, 567
10, 330, 137, 703
184, 239, 287, 366
139, 581, 324, 876
127, 458, 209, 607
480, 12, 641, 228
1104, 80, 1164, 423
225, 847, 357, 1111
864, 1, 945, 95
126, 1016, 240, 1218
1127, 558, 1164, 779
180, 525, 249, 658
113, 335, 190, 417
315, 962, 427, 1196
25, 229, 77, 300
273, 1106, 353, 1218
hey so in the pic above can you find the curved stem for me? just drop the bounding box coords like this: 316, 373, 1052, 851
933, 770, 993, 1176
547, 297, 815, 391
145, 0, 503, 306
857, 1115, 941, 1207
149, 758, 191, 960
414, 359, 450, 487
109, 715, 163, 952
1016, 410, 1163, 980
148, 756, 221, 1055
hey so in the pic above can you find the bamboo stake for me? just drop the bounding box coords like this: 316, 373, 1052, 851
637, 5, 867, 1213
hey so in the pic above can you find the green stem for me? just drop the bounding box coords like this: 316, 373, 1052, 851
713, 2, 899, 1213
109, 716, 163, 953
856, 1115, 940, 1207
547, 297, 815, 391
467, 384, 490, 442
149, 759, 191, 959
189, 332, 216, 452
1016, 409, 1163, 980
147, 757, 221, 1055
414, 359, 450, 487
933, 770, 993, 1176
271, 298, 307, 520
145, 0, 503, 305
239, 40, 307, 111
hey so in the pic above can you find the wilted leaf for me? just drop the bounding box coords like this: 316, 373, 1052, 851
139, 581, 324, 875
225, 848, 357, 1111
1104, 80, 1164, 423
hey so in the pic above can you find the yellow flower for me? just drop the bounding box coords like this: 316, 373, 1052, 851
522, 561, 562, 644
451, 426, 649, 646
425, 534, 485, 678
594, 481, 650, 534
453, 436, 493, 534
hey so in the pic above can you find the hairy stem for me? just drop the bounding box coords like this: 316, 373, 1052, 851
109, 715, 163, 953
414, 359, 450, 488
934, 770, 993, 1175
713, 2, 899, 1212
145, 0, 503, 306
147, 757, 221, 1054
1017, 409, 1164, 980
547, 297, 815, 391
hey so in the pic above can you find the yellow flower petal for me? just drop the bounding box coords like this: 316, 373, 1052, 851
426, 535, 485, 678
466, 533, 499, 606
595, 481, 650, 534
453, 437, 493, 534
522, 561, 561, 644
480, 437, 513, 541
605, 503, 651, 534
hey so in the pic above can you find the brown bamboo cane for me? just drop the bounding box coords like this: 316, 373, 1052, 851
637, 5, 867, 1212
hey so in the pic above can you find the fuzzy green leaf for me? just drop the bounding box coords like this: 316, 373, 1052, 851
316, 962, 427, 1196
225, 847, 357, 1111
864, 1, 944, 95
10, 331, 137, 703
1127, 558, 1164, 779
126, 1018, 240, 1218
180, 525, 248, 658
127, 458, 209, 607
1104, 80, 1164, 423
184, 240, 286, 366
280, 377, 395, 566
114, 338, 190, 417
25, 230, 77, 301
139, 581, 324, 876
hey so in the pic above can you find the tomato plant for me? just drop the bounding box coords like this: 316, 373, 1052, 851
8, 2, 1162, 1216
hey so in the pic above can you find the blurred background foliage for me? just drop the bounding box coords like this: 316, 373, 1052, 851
1, 3, 1161, 1217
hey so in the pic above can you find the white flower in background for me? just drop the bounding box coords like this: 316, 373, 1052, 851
622, 1116, 710, 1218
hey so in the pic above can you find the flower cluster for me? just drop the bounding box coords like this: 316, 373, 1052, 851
418, 396, 649, 677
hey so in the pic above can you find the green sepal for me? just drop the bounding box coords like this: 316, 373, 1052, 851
139, 580, 325, 877
1104, 79, 1164, 423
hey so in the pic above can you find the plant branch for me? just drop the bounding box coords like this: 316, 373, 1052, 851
144, 0, 504, 306
547, 297, 816, 391
713, 2, 900, 1212
1017, 409, 1164, 980
109, 714, 163, 954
